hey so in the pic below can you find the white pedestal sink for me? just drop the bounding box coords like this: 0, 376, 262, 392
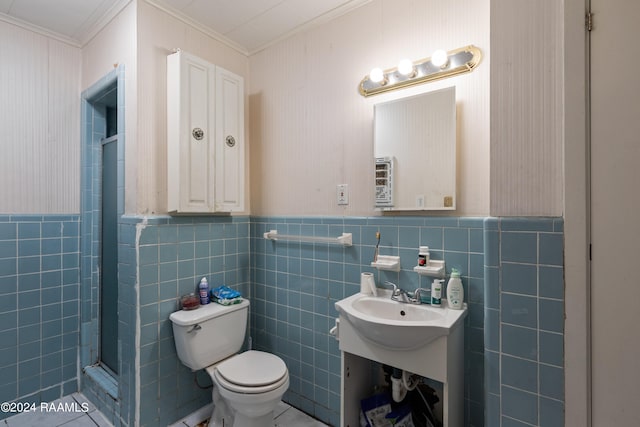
335, 290, 466, 350
333, 290, 467, 427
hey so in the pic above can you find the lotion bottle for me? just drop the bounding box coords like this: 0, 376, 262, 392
446, 268, 464, 310
431, 279, 443, 307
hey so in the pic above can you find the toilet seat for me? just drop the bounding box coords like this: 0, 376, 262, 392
208, 350, 288, 394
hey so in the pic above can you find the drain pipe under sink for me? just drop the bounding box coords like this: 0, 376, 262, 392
391, 368, 420, 403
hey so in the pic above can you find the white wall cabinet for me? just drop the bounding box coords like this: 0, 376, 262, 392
167, 50, 244, 214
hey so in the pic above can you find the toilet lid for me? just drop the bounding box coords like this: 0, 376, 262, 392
216, 350, 287, 387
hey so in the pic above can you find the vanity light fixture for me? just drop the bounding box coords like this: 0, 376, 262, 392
359, 45, 482, 97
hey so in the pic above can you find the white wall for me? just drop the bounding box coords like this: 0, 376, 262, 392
490, 0, 564, 217
80, 1, 250, 216
0, 20, 81, 214
1, 0, 564, 218
81, 1, 138, 214
249, 0, 491, 217
135, 0, 250, 215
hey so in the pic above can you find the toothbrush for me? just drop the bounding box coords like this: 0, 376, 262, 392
373, 231, 380, 262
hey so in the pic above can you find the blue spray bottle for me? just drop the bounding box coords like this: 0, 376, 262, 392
198, 277, 210, 305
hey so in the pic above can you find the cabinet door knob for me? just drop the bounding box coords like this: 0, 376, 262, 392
192, 128, 204, 140
225, 135, 236, 147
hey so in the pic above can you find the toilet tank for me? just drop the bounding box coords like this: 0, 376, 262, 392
169, 299, 249, 370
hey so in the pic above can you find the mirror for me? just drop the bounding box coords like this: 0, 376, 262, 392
374, 86, 456, 210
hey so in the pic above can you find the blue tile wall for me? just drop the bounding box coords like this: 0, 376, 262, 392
250, 216, 486, 427
484, 217, 565, 427
0, 210, 562, 427
0, 215, 80, 421
134, 215, 251, 427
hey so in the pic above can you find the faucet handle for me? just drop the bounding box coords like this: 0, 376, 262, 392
383, 281, 399, 294
411, 287, 431, 304
383, 281, 397, 290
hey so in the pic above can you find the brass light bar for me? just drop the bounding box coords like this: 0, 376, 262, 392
358, 45, 482, 97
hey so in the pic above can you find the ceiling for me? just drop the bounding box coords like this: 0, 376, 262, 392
0, 0, 371, 54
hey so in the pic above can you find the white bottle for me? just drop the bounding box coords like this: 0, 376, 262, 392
446, 268, 464, 310
431, 279, 443, 307
418, 246, 430, 267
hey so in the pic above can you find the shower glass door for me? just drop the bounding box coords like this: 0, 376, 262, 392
101, 136, 118, 374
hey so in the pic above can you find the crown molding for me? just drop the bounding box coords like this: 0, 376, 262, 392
0, 12, 80, 47
144, 0, 249, 56
0, 0, 132, 48
246, 0, 372, 55
77, 0, 133, 47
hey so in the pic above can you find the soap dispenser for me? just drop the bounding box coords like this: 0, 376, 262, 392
431, 279, 443, 307
446, 268, 464, 310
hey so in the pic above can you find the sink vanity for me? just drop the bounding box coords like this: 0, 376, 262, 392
333, 290, 467, 427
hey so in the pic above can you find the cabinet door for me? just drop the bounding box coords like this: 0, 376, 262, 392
215, 66, 245, 212
167, 51, 216, 213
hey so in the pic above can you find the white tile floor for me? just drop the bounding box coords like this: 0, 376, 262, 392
170, 400, 329, 427
273, 402, 329, 427
3, 394, 328, 427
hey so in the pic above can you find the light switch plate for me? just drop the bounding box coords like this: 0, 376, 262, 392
337, 184, 349, 205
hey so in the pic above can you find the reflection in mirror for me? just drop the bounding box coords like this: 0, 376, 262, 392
374, 87, 456, 210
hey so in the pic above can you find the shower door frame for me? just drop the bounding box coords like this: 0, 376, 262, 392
79, 66, 125, 380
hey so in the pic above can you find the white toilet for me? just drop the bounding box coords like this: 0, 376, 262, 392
169, 299, 289, 427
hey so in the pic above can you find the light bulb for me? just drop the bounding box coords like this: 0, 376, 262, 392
369, 68, 385, 84
398, 58, 415, 76
431, 49, 448, 68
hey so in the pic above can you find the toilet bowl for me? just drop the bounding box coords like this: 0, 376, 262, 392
206, 350, 289, 427
169, 300, 289, 427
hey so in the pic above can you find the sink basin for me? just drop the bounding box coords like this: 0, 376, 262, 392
334, 291, 467, 350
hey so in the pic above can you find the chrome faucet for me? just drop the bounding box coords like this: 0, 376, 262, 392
383, 281, 411, 303
382, 281, 398, 294
411, 288, 432, 305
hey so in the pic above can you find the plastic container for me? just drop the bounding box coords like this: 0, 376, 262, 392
198, 277, 210, 305
180, 293, 200, 310
418, 246, 430, 266
446, 268, 464, 310
431, 279, 443, 307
